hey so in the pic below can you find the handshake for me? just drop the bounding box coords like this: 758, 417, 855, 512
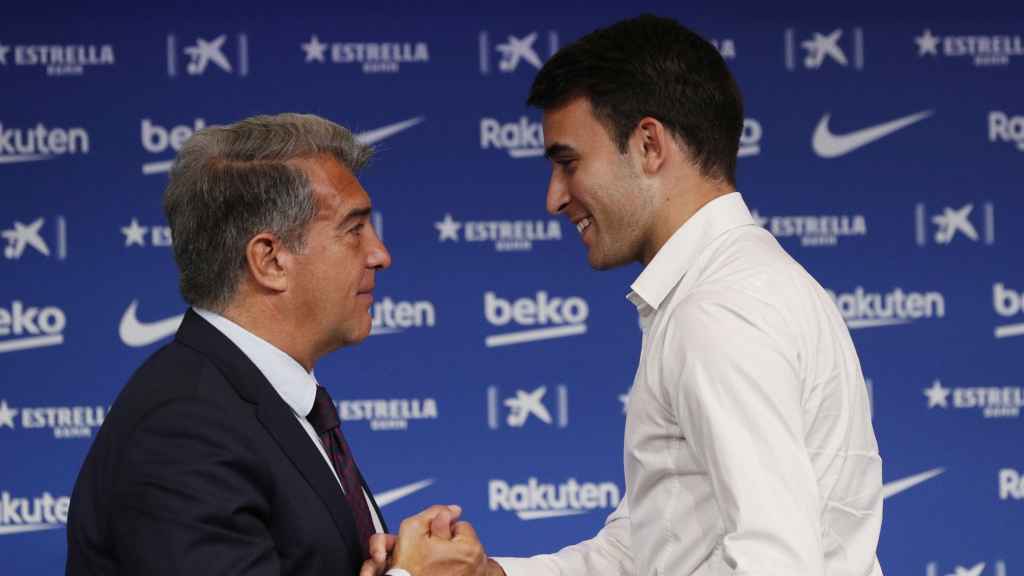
360, 505, 506, 576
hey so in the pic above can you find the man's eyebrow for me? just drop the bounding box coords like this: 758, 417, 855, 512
544, 143, 576, 159
338, 206, 372, 227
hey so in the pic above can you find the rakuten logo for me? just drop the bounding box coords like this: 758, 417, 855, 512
0, 123, 90, 164
993, 283, 1024, 339
1000, 468, 1024, 500
141, 117, 206, 175
0, 491, 69, 536
0, 301, 66, 354
371, 297, 436, 335
483, 291, 588, 347
480, 117, 543, 158
826, 287, 945, 329
488, 477, 620, 520
988, 111, 1024, 151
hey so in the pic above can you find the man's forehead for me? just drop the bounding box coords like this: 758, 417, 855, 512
290, 155, 369, 212
542, 97, 614, 149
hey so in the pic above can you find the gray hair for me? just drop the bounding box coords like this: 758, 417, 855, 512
163, 113, 372, 311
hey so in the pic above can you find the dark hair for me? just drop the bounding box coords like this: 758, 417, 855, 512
527, 14, 743, 185
163, 113, 372, 311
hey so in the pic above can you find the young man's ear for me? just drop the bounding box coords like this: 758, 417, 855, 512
634, 117, 668, 175
245, 232, 290, 293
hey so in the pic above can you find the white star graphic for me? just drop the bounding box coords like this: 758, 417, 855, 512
0, 400, 18, 429
302, 34, 328, 63
924, 380, 951, 408
434, 214, 461, 242
749, 209, 769, 228
915, 29, 940, 57
122, 218, 148, 247
0, 44, 10, 66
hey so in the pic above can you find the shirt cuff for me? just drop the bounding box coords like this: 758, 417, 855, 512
386, 569, 412, 576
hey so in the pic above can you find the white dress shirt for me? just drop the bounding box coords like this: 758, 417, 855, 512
496, 193, 883, 576
194, 308, 385, 534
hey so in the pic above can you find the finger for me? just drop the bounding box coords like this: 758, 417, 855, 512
446, 504, 462, 521
368, 533, 396, 563
452, 520, 480, 543
359, 559, 385, 576
429, 509, 452, 539
399, 504, 460, 538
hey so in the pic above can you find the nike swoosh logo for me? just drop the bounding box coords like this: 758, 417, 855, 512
119, 300, 184, 347
882, 467, 944, 499
813, 110, 933, 158
355, 117, 424, 146
376, 478, 435, 507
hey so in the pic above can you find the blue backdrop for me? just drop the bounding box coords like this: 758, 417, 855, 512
2, 2, 1022, 574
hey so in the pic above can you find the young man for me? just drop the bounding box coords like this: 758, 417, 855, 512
373, 14, 883, 576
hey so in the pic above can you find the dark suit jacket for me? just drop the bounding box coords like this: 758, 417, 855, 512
67, 309, 385, 575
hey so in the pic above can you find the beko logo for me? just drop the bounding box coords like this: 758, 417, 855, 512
140, 117, 206, 175
993, 283, 1024, 339
483, 291, 588, 347
0, 301, 66, 354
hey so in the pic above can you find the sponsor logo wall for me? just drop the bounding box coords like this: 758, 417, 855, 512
2, 4, 1020, 575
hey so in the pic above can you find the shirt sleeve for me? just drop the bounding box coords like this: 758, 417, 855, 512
492, 496, 634, 576
666, 294, 825, 575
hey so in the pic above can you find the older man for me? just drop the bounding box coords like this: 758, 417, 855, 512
67, 113, 394, 575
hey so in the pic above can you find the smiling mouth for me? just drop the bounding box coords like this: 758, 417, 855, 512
575, 216, 593, 235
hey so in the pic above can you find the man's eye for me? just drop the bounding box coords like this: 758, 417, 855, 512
350, 223, 364, 235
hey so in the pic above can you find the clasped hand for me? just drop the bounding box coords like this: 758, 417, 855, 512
359, 505, 504, 576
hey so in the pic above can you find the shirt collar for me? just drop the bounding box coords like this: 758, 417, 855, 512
627, 192, 755, 312
195, 307, 318, 418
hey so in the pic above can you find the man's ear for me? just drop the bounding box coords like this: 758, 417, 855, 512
245, 232, 290, 293
633, 117, 669, 175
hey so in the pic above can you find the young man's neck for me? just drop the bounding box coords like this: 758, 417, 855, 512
641, 176, 734, 266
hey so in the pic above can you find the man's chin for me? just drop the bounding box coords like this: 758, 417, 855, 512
587, 247, 628, 271
338, 316, 374, 347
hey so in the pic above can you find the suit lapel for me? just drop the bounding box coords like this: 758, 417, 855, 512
255, 399, 362, 560
174, 310, 362, 561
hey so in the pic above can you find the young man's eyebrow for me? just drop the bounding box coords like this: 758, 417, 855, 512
545, 143, 576, 159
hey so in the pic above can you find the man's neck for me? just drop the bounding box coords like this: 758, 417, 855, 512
641, 176, 733, 266
218, 302, 317, 372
